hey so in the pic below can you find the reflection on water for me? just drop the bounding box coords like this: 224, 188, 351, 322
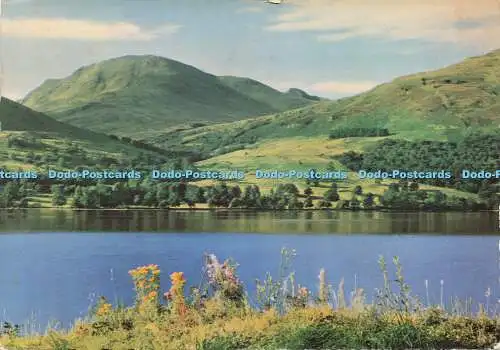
0, 209, 497, 234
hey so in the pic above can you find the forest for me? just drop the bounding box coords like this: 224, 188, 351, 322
335, 132, 499, 204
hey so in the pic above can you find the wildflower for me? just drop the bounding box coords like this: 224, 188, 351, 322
204, 253, 244, 303
95, 297, 112, 317
298, 287, 309, 297
171, 272, 186, 285
167, 271, 187, 317
129, 264, 162, 309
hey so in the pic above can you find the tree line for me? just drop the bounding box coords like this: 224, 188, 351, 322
329, 127, 390, 139
0, 178, 489, 211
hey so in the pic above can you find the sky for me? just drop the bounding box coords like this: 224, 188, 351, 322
1, 0, 500, 100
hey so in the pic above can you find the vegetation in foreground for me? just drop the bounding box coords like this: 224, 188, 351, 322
1, 250, 499, 350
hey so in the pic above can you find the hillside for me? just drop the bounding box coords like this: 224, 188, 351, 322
21, 55, 319, 136
0, 97, 168, 170
217, 76, 321, 111
150, 49, 500, 156
0, 97, 87, 135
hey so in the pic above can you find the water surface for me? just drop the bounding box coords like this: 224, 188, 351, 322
0, 210, 498, 329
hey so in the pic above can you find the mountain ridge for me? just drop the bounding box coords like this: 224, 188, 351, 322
147, 48, 500, 156
21, 55, 321, 136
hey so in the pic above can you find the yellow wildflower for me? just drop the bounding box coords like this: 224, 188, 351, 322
170, 272, 185, 284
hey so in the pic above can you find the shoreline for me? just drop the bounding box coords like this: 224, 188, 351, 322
2, 207, 498, 213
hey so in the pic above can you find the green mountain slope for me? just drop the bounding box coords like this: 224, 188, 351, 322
0, 97, 168, 169
21, 55, 319, 136
1, 96, 85, 134
217, 76, 321, 111
150, 49, 500, 156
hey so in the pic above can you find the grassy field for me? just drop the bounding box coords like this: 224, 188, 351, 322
193, 136, 480, 201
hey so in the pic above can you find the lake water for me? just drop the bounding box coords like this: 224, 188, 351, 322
0, 209, 498, 330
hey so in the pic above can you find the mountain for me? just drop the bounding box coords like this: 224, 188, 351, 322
217, 76, 321, 111
21, 55, 320, 136
0, 97, 168, 169
284, 88, 322, 101
149, 49, 500, 156
0, 96, 94, 136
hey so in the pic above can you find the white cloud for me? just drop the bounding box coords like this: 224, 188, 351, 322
265, 0, 500, 50
308, 80, 379, 95
2, 17, 182, 41
5, 0, 32, 5
237, 6, 264, 13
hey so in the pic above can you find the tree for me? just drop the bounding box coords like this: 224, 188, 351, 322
409, 182, 419, 191
304, 196, 314, 208
231, 185, 242, 199
349, 197, 360, 210
316, 200, 332, 209
142, 191, 157, 207
111, 182, 131, 207
363, 193, 375, 208
17, 197, 29, 208
353, 185, 363, 196
71, 186, 85, 208
158, 200, 169, 209
81, 187, 100, 209
242, 185, 261, 208
287, 195, 303, 209
304, 187, 313, 196
2, 182, 20, 207
51, 185, 67, 207
168, 192, 181, 207
277, 183, 299, 196
156, 183, 170, 203
323, 188, 340, 202
133, 194, 142, 206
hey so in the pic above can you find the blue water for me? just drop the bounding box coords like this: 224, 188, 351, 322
0, 232, 498, 329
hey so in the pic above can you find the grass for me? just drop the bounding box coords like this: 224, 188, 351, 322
192, 136, 480, 201
1, 250, 498, 350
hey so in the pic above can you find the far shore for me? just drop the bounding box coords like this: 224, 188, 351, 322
1, 206, 497, 213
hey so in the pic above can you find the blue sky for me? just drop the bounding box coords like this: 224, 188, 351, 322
2, 0, 500, 99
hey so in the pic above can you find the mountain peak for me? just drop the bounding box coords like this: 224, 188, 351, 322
285, 88, 322, 101
21, 55, 319, 135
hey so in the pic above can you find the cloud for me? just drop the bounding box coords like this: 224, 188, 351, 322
308, 80, 379, 95
237, 6, 264, 13
5, 0, 32, 4
2, 17, 182, 41
265, 0, 500, 50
